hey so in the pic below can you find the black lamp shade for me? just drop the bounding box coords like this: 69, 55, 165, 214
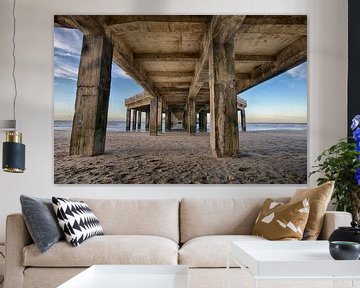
3, 141, 25, 173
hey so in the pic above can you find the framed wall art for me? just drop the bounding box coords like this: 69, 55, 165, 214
54, 15, 307, 184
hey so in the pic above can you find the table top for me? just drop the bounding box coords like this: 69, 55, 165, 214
58, 265, 189, 288
231, 240, 360, 278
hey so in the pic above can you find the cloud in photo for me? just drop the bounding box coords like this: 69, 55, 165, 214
54, 28, 133, 81
54, 59, 79, 80
112, 64, 132, 79
286, 62, 307, 80
54, 28, 83, 56
54, 28, 82, 81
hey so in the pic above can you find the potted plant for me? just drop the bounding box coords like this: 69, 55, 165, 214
310, 115, 360, 222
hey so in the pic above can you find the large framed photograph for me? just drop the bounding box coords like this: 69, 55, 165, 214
54, 15, 307, 184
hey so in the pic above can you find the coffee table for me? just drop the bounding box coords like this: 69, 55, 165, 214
228, 241, 360, 288
58, 265, 189, 288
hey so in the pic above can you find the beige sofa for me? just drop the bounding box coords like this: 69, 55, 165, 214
4, 198, 352, 288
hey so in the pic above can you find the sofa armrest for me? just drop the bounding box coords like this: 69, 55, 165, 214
318, 211, 352, 240
4, 214, 32, 288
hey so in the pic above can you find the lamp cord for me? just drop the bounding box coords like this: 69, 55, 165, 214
11, 0, 17, 130
0, 251, 4, 284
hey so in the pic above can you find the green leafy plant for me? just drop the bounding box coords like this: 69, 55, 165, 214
310, 115, 360, 222
310, 140, 359, 210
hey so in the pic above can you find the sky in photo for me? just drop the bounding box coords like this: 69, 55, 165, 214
54, 27, 307, 123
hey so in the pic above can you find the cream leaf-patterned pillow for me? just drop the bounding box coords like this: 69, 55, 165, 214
252, 198, 310, 240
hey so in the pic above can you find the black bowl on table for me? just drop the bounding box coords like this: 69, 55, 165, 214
329, 241, 360, 260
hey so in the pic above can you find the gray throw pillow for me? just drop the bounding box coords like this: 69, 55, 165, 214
20, 195, 64, 253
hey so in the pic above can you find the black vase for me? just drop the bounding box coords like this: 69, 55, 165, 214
328, 221, 360, 244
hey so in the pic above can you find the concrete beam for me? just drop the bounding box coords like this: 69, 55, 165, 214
236, 36, 307, 93
134, 53, 199, 62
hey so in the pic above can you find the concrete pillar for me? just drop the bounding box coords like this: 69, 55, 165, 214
165, 110, 172, 132
145, 111, 150, 131
132, 109, 137, 130
150, 97, 158, 136
209, 36, 239, 157
183, 109, 188, 130
126, 109, 131, 131
70, 34, 113, 156
203, 113, 208, 132
157, 97, 163, 133
199, 113, 203, 131
137, 111, 142, 130
240, 109, 247, 131
187, 99, 196, 135
199, 112, 207, 132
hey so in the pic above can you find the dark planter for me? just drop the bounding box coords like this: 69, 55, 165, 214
328, 221, 360, 244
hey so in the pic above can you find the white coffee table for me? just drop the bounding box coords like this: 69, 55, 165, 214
58, 265, 189, 288
228, 241, 360, 288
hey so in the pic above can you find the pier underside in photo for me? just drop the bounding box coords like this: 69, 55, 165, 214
54, 15, 307, 158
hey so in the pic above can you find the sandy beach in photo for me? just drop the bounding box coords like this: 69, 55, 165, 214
54, 130, 307, 184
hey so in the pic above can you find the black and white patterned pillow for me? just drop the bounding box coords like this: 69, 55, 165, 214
52, 197, 104, 247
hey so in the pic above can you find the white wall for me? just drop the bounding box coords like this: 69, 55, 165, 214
0, 0, 348, 242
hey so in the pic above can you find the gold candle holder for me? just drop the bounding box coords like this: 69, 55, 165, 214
6, 131, 22, 143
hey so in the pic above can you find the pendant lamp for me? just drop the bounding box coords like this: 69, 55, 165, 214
1, 0, 25, 173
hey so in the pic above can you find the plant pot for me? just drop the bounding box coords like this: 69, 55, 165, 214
329, 221, 360, 244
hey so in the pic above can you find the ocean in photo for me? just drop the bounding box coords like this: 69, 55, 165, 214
54, 120, 307, 132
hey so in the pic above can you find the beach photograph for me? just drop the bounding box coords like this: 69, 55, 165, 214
54, 15, 307, 184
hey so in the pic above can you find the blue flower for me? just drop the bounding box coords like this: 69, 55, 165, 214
353, 128, 360, 142
352, 115, 360, 130
351, 115, 360, 186
356, 167, 360, 186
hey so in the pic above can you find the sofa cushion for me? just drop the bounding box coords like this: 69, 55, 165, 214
179, 235, 267, 268
20, 195, 64, 253
72, 199, 179, 243
23, 235, 179, 267
52, 197, 104, 247
180, 198, 289, 243
290, 181, 334, 240
252, 198, 310, 240
24, 268, 86, 288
